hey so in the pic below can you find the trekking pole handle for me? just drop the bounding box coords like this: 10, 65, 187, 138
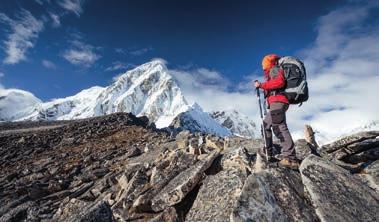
255, 82, 264, 119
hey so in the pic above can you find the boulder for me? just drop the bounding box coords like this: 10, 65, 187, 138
131, 150, 197, 213
295, 139, 318, 161
0, 201, 38, 222
361, 160, 379, 192
205, 135, 224, 151
221, 147, 253, 174
300, 155, 379, 222
328, 137, 379, 161
151, 150, 220, 212
186, 169, 246, 221
150, 207, 178, 222
231, 168, 317, 222
321, 131, 379, 153
53, 198, 113, 222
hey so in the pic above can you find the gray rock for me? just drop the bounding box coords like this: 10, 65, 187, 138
231, 173, 288, 222
131, 150, 197, 213
361, 160, 379, 192
300, 155, 379, 222
295, 139, 318, 161
53, 198, 114, 222
341, 146, 379, 164
221, 147, 254, 174
329, 137, 379, 162
112, 169, 149, 220
321, 131, 379, 153
151, 150, 220, 212
0, 201, 38, 222
231, 168, 317, 222
150, 207, 178, 222
186, 169, 246, 221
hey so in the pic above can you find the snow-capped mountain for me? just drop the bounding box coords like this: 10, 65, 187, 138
0, 89, 42, 121
210, 110, 258, 138
0, 60, 232, 137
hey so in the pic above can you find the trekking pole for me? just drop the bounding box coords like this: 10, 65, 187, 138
255, 83, 269, 162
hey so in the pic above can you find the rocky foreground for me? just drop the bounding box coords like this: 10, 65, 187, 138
0, 113, 378, 222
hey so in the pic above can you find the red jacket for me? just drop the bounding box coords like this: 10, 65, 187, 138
260, 66, 289, 105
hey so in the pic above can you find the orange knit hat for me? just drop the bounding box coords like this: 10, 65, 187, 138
262, 54, 280, 71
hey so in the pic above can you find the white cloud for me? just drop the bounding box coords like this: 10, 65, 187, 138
0, 9, 44, 65
58, 0, 85, 17
170, 68, 254, 117
42, 59, 56, 69
62, 37, 101, 67
0, 72, 4, 78
169, 2, 379, 143
105, 61, 133, 72
288, 2, 379, 143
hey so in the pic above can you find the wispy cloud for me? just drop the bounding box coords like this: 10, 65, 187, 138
62, 35, 101, 67
115, 48, 126, 55
0, 9, 44, 65
42, 59, 57, 69
0, 71, 4, 78
58, 0, 85, 17
129, 46, 153, 56
48, 12, 61, 27
105, 61, 134, 72
115, 47, 153, 56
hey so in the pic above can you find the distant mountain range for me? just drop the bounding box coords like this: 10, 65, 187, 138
0, 60, 257, 138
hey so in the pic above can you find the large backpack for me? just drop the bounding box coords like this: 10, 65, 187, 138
278, 56, 309, 105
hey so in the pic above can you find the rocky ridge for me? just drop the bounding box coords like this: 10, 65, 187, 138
0, 113, 378, 221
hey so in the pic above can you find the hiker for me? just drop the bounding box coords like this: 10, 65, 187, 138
253, 54, 299, 169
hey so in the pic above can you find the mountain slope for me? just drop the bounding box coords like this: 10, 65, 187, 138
210, 110, 257, 138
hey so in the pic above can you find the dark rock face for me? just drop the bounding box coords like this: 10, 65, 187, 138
1, 114, 378, 222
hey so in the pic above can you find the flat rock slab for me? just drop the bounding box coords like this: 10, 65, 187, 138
186, 169, 246, 221
300, 155, 379, 222
321, 131, 379, 153
151, 150, 220, 212
231, 168, 317, 222
53, 198, 113, 222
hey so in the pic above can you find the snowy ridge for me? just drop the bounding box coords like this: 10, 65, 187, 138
36, 86, 105, 121
210, 110, 257, 138
170, 103, 231, 137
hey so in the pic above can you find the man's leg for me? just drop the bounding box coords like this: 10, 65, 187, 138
269, 102, 296, 161
263, 111, 273, 156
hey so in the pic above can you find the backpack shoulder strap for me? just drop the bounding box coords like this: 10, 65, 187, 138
269, 65, 280, 79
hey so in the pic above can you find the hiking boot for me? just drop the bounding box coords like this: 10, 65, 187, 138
278, 158, 299, 169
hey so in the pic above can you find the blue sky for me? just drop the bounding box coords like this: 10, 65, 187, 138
0, 0, 379, 142
0, 0, 345, 100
